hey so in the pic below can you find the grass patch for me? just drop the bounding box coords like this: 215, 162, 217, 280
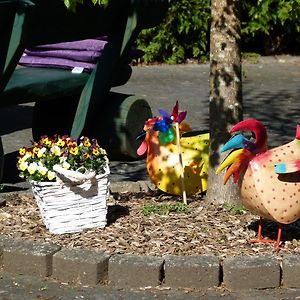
223, 202, 247, 215
143, 202, 189, 216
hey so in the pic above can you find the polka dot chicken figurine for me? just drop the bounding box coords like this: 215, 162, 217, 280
137, 101, 209, 202
216, 119, 300, 250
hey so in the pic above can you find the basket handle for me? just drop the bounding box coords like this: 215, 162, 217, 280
53, 165, 96, 185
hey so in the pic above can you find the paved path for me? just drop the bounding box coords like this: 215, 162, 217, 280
1, 273, 300, 300
1, 55, 300, 191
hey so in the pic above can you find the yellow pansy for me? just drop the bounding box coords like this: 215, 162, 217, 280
83, 153, 90, 160
33, 147, 39, 155
92, 148, 100, 156
57, 138, 65, 147
19, 147, 26, 156
83, 138, 91, 147
70, 147, 79, 155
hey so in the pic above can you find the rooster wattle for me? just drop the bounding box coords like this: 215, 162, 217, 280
137, 102, 209, 196
216, 119, 300, 250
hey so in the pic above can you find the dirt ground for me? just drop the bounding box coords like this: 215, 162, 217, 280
1, 190, 300, 259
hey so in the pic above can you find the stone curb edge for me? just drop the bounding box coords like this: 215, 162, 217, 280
1, 234, 300, 291
109, 180, 156, 194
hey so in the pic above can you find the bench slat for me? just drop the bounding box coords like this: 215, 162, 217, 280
1, 68, 89, 106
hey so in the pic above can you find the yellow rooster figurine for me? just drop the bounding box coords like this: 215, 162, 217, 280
216, 119, 300, 250
137, 101, 209, 197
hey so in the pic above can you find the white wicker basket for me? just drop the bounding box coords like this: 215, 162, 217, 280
30, 165, 110, 234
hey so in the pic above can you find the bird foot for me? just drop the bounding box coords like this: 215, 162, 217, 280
249, 219, 282, 251
250, 238, 281, 252
250, 238, 275, 244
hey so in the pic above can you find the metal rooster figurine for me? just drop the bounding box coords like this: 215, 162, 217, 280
137, 101, 209, 197
216, 119, 300, 250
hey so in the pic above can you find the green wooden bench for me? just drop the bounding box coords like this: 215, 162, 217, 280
0, 0, 168, 182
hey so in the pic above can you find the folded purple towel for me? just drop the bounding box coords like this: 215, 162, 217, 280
19, 38, 144, 73
24, 49, 103, 63
19, 55, 95, 72
31, 38, 108, 51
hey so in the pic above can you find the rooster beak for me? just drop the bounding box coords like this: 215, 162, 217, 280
136, 130, 146, 141
220, 133, 254, 153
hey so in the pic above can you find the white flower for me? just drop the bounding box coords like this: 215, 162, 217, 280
38, 165, 48, 176
28, 162, 38, 174
18, 161, 28, 171
59, 156, 66, 162
62, 161, 70, 170
51, 145, 61, 156
37, 147, 47, 158
19, 153, 31, 162
47, 171, 56, 181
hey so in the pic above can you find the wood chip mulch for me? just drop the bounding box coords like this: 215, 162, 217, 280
1, 190, 300, 259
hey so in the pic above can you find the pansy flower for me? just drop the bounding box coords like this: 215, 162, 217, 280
17, 135, 108, 182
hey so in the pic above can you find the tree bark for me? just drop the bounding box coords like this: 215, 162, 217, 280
206, 0, 242, 204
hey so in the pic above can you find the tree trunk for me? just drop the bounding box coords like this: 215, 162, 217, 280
206, 0, 242, 204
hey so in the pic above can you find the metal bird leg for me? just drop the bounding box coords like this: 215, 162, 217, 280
276, 223, 283, 252
250, 217, 282, 251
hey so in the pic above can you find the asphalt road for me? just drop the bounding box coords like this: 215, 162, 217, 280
1, 55, 300, 191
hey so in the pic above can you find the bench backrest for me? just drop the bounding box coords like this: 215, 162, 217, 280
0, 0, 169, 139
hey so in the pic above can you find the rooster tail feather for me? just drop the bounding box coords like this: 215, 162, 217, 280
217, 148, 253, 185
216, 149, 244, 175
